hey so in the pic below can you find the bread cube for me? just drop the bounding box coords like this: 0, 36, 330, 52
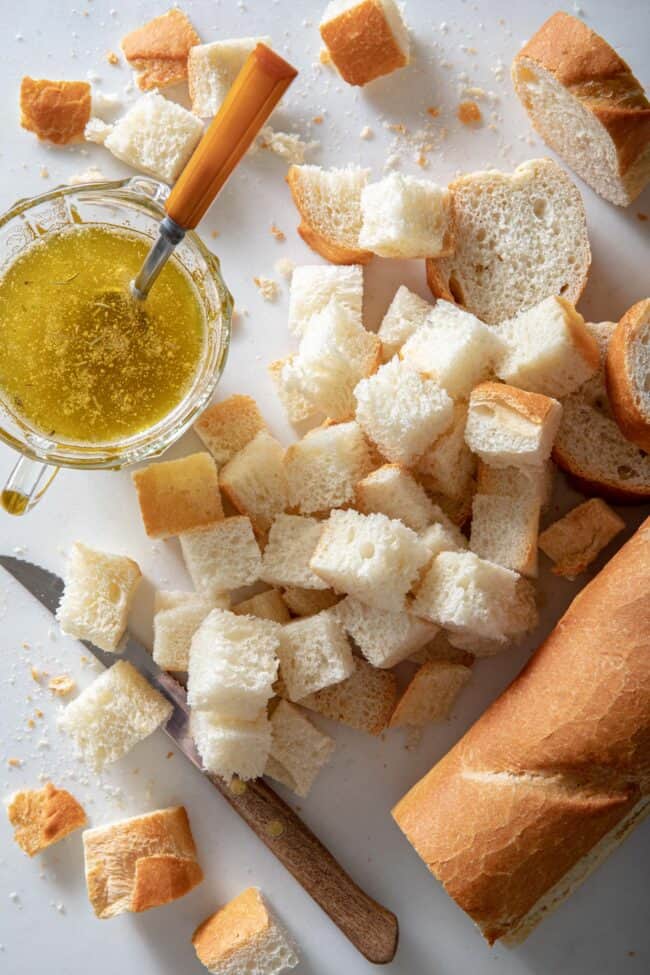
20, 77, 91, 146
59, 661, 172, 769
268, 357, 319, 424
497, 296, 600, 398
232, 589, 291, 624
539, 498, 625, 579
188, 37, 270, 117
378, 285, 432, 361
415, 403, 476, 500
300, 657, 397, 735
310, 509, 430, 612
132, 452, 222, 539
285, 421, 375, 514
413, 551, 538, 648
276, 609, 354, 701
287, 164, 372, 263
266, 700, 335, 797
7, 782, 86, 857
153, 591, 225, 671
356, 464, 436, 531
289, 264, 363, 337
83, 806, 202, 918
287, 300, 381, 421
355, 357, 454, 465
359, 173, 452, 258
320, 0, 409, 87
192, 888, 299, 975
465, 382, 563, 469
193, 395, 266, 467
401, 301, 503, 398
261, 515, 328, 590
96, 92, 203, 184
419, 520, 468, 563
121, 9, 200, 91
220, 432, 288, 533
191, 710, 272, 781
477, 459, 555, 511
180, 516, 262, 593
470, 494, 541, 577
408, 629, 474, 667
56, 542, 141, 652
281, 587, 342, 617
336, 596, 438, 668
187, 609, 279, 718
389, 660, 472, 728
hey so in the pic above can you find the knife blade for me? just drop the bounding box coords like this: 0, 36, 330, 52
0, 555, 398, 965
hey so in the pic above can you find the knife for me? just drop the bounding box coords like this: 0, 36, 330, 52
0, 555, 398, 965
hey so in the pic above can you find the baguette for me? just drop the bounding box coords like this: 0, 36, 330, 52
605, 299, 650, 452
393, 518, 650, 944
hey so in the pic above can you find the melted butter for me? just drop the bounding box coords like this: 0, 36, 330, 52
0, 225, 205, 444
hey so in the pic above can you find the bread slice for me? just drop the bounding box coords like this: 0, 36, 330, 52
191, 710, 272, 781
606, 299, 650, 452
232, 590, 291, 624
56, 542, 141, 652
193, 395, 266, 467
320, 0, 409, 87
59, 660, 172, 769
180, 516, 262, 593
426, 159, 591, 324
355, 357, 454, 466
336, 595, 438, 668
553, 321, 650, 500
415, 403, 476, 501
401, 300, 504, 397
260, 514, 328, 590
281, 587, 342, 617
220, 432, 288, 533
20, 77, 91, 145
276, 608, 355, 701
465, 382, 563, 469
497, 296, 600, 397
266, 700, 335, 797
192, 887, 299, 975
299, 657, 397, 735
285, 421, 375, 513
389, 660, 472, 728
310, 509, 430, 613
90, 92, 204, 184
7, 782, 86, 857
512, 12, 650, 206
188, 37, 270, 116
288, 264, 363, 337
121, 9, 200, 90
188, 609, 279, 719
413, 551, 538, 648
470, 493, 541, 577
153, 590, 224, 671
356, 464, 436, 532
282, 300, 381, 421
132, 452, 222, 539
359, 173, 452, 258
83, 806, 202, 918
378, 286, 432, 361
539, 498, 625, 579
286, 165, 372, 263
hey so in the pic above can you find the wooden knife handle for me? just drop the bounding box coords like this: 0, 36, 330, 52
207, 772, 399, 965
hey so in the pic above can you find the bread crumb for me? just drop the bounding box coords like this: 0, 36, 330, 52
275, 258, 295, 279
106, 51, 119, 65
319, 48, 332, 65
359, 125, 373, 140
386, 122, 408, 134
166, 751, 174, 759
312, 115, 324, 124
48, 674, 76, 697
34, 709, 44, 719
40, 166, 49, 179
458, 101, 483, 124
253, 277, 278, 301
67, 166, 105, 185
270, 223, 285, 242
79, 655, 90, 666
210, 230, 220, 239
30, 666, 42, 682
7, 758, 22, 768
426, 106, 440, 118
637, 212, 648, 222
27, 719, 35, 729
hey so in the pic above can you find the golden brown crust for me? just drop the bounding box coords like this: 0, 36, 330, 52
320, 0, 408, 87
286, 167, 373, 265
605, 298, 650, 452
121, 9, 200, 90
471, 381, 561, 426
193, 887, 269, 968
132, 453, 223, 539
20, 77, 91, 145
193, 395, 266, 464
131, 853, 204, 913
538, 498, 625, 577
393, 518, 650, 942
7, 782, 87, 856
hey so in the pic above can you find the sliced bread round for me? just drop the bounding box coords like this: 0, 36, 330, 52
426, 158, 591, 325
605, 299, 650, 453
287, 164, 373, 264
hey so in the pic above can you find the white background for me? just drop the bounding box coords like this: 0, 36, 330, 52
0, 1, 649, 973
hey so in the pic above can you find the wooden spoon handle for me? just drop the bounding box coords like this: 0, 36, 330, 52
166, 44, 297, 229
208, 772, 399, 965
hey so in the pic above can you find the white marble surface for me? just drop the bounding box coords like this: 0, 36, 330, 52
0, 1, 648, 973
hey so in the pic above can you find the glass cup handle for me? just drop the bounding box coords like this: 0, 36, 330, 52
1, 456, 58, 515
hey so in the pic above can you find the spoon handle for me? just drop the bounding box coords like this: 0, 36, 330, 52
166, 44, 297, 230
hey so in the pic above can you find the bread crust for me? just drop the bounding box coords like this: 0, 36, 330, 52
393, 518, 650, 942
513, 12, 650, 198
286, 166, 373, 264
471, 381, 560, 427
320, 0, 408, 87
121, 9, 200, 90
20, 77, 91, 145
132, 453, 223, 539
605, 298, 650, 452
8, 782, 87, 856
